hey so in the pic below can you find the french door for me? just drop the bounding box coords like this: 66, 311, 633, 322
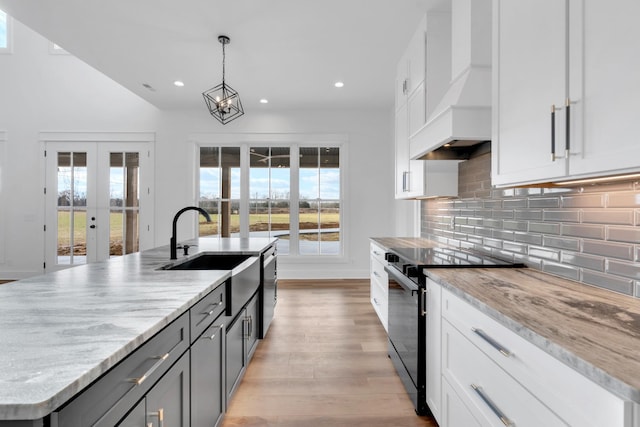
44, 141, 153, 271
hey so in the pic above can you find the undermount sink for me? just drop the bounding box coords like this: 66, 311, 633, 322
159, 254, 252, 270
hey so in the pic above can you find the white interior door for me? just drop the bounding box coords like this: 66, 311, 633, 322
45, 141, 152, 271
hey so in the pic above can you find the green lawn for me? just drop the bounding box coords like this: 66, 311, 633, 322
57, 211, 340, 252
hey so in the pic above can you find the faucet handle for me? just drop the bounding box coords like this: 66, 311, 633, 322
182, 244, 198, 256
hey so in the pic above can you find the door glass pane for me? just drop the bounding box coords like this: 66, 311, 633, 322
56, 152, 87, 265
110, 152, 139, 257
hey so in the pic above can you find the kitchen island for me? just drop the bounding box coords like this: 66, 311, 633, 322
0, 237, 276, 426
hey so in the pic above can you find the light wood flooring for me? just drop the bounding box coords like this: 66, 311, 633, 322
221, 279, 438, 427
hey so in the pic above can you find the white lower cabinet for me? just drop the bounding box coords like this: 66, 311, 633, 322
425, 278, 441, 423
440, 287, 634, 427
442, 377, 482, 427
442, 318, 565, 426
369, 243, 388, 331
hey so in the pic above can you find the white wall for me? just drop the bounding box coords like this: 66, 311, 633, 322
0, 19, 160, 278
0, 19, 396, 279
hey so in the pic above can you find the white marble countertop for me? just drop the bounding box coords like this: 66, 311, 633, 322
0, 237, 276, 420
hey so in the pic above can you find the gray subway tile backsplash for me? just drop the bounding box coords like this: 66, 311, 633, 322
561, 223, 605, 240
421, 152, 640, 298
582, 240, 634, 261
607, 226, 640, 243
582, 270, 634, 296
582, 209, 634, 225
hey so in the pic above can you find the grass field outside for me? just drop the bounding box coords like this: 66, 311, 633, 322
57, 211, 340, 255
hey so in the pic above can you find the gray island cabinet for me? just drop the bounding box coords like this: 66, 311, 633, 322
0, 238, 277, 427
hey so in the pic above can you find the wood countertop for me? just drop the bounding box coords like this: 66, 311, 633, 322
427, 267, 640, 403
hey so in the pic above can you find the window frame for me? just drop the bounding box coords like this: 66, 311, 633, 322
0, 9, 13, 54
192, 133, 347, 260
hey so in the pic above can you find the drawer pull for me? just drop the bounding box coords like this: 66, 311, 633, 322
471, 384, 514, 426
373, 271, 381, 278
472, 328, 512, 357
373, 297, 379, 306
203, 299, 224, 316
373, 251, 381, 256
129, 353, 169, 385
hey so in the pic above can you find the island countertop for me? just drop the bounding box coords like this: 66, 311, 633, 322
0, 237, 276, 421
427, 267, 640, 404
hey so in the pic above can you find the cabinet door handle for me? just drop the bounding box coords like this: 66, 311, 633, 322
471, 384, 514, 426
148, 408, 164, 427
565, 98, 571, 157
402, 171, 410, 192
550, 104, 556, 162
373, 271, 381, 278
421, 288, 427, 317
472, 328, 512, 357
202, 325, 224, 340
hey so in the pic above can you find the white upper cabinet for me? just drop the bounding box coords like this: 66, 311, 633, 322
395, 13, 459, 200
492, 0, 568, 186
493, 0, 640, 187
395, 16, 427, 199
568, 0, 640, 178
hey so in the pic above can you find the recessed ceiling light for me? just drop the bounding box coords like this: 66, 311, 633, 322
259, 99, 269, 104
334, 81, 344, 88
174, 80, 185, 87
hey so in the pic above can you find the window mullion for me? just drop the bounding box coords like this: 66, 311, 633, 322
239, 144, 250, 238
290, 145, 300, 255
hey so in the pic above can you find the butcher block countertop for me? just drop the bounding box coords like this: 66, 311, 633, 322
429, 267, 640, 403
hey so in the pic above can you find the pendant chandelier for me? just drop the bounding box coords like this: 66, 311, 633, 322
202, 35, 244, 124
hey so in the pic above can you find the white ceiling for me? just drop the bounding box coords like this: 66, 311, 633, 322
0, 0, 449, 113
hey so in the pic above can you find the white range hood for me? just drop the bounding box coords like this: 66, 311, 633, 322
410, 0, 492, 160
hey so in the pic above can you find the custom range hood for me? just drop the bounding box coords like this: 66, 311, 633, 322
410, 0, 492, 160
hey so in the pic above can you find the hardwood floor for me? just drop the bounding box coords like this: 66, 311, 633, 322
221, 279, 438, 427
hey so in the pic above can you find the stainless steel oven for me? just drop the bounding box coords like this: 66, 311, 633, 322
384, 246, 524, 416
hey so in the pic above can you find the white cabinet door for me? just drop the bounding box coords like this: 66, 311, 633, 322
492, 0, 568, 187
567, 0, 640, 178
425, 279, 442, 424
442, 378, 482, 427
395, 102, 410, 197
406, 16, 426, 97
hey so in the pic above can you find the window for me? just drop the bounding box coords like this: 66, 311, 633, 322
299, 147, 340, 255
198, 144, 342, 256
249, 147, 291, 254
198, 147, 241, 238
0, 10, 12, 53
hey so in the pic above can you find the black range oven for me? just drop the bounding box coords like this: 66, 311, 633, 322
384, 246, 524, 415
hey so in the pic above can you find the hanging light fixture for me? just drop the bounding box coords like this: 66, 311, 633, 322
202, 35, 244, 124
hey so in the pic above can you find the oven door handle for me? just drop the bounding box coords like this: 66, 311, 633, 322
384, 265, 419, 293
